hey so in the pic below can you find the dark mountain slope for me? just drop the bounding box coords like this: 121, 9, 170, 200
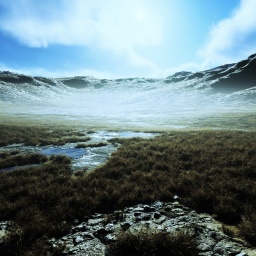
0, 53, 256, 97
165, 53, 256, 93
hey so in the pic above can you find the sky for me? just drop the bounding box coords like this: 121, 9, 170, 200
0, 0, 256, 78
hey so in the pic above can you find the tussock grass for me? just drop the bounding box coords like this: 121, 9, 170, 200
1, 127, 256, 254
222, 224, 237, 238
75, 142, 108, 148
239, 212, 256, 245
108, 229, 198, 256
0, 152, 48, 169
0, 124, 89, 146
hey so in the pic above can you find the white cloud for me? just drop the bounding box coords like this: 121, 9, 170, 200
0, 0, 163, 49
199, 0, 256, 66
0, 62, 120, 79
0, 0, 164, 77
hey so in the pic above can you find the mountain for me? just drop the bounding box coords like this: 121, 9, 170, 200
0, 54, 255, 128
1, 54, 256, 94
165, 53, 256, 93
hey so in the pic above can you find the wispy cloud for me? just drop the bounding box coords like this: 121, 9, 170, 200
0, 62, 122, 79
0, 0, 162, 48
199, 0, 256, 66
0, 0, 164, 77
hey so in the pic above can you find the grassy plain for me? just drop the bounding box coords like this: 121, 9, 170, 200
0, 115, 256, 255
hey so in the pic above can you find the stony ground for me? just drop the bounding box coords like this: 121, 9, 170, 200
49, 201, 255, 256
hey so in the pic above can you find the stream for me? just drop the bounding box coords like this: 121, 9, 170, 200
0, 131, 156, 172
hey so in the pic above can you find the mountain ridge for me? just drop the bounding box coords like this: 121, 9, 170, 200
0, 54, 256, 107
0, 53, 256, 93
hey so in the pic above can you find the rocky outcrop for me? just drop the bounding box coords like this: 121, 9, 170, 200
49, 201, 253, 256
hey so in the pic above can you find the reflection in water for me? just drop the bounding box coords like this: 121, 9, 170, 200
41, 147, 87, 159
0, 131, 156, 172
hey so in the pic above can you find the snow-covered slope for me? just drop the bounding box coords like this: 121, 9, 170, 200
0, 54, 256, 128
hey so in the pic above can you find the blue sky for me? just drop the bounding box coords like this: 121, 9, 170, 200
0, 0, 256, 78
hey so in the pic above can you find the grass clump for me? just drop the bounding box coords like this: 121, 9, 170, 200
75, 142, 108, 148
0, 163, 73, 255
239, 212, 256, 245
221, 224, 237, 238
108, 229, 198, 256
0, 153, 48, 169
0, 124, 90, 146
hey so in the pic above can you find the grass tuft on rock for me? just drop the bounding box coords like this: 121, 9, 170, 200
239, 212, 256, 246
107, 228, 198, 256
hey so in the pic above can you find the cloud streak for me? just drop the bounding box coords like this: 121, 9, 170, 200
199, 0, 256, 66
0, 0, 164, 77
0, 0, 163, 49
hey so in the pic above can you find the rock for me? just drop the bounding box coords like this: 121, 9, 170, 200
236, 253, 248, 256
154, 215, 166, 224
174, 195, 179, 200
143, 205, 155, 212
74, 236, 84, 245
0, 221, 12, 244
87, 217, 104, 226
49, 202, 252, 256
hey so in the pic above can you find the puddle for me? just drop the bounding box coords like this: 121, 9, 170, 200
0, 131, 157, 172
39, 131, 155, 170
72, 144, 118, 170
88, 131, 155, 143
41, 147, 87, 159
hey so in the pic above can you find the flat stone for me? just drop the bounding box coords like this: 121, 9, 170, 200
133, 206, 144, 212
74, 236, 84, 245
156, 216, 167, 224
87, 218, 104, 226
236, 253, 248, 256
68, 238, 105, 256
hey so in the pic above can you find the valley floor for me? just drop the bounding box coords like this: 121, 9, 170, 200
0, 114, 256, 255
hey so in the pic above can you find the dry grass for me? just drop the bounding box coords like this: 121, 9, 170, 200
0, 126, 256, 255
75, 142, 108, 148
239, 212, 256, 245
0, 124, 89, 146
0, 152, 48, 169
107, 229, 198, 256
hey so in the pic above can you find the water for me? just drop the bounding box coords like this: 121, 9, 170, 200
39, 131, 156, 170
41, 147, 87, 159
0, 131, 156, 172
